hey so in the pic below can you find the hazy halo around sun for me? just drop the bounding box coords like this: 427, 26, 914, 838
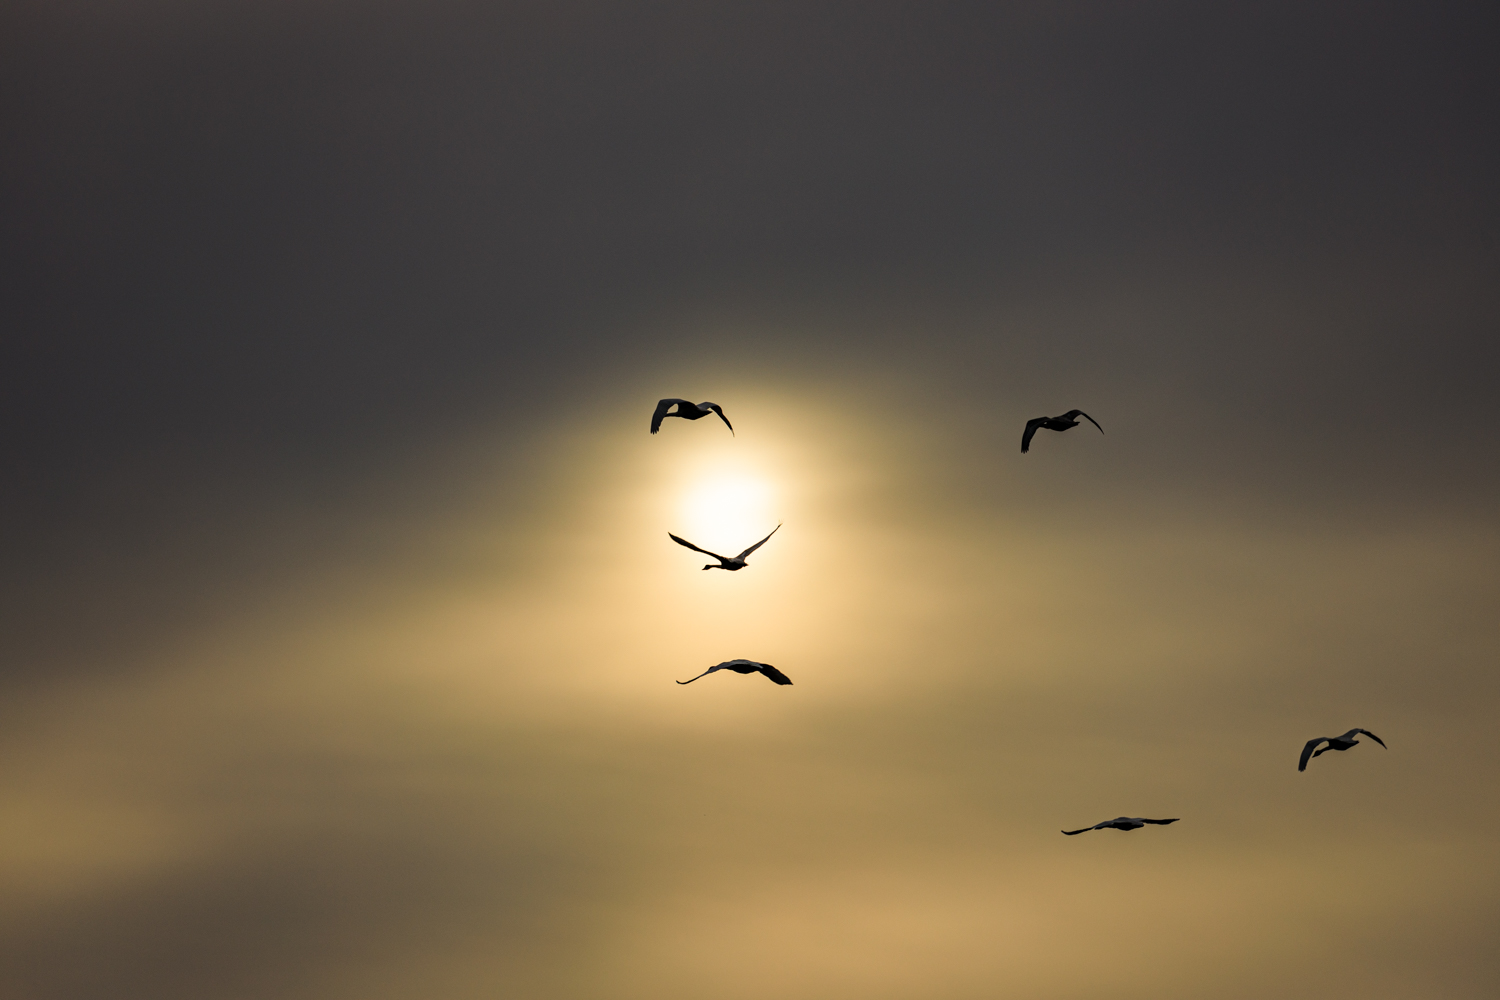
676, 472, 778, 550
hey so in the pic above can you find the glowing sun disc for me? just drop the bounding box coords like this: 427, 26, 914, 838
677, 475, 777, 550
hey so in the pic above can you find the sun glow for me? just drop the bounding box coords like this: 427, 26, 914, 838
676, 473, 778, 552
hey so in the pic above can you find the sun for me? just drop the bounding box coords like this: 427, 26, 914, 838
677, 474, 778, 550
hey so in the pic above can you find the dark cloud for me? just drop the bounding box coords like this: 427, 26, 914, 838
4, 1, 1496, 485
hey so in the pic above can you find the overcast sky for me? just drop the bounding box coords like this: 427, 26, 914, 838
1, 3, 1497, 998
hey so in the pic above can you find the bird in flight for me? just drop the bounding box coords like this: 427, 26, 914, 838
1298, 728, 1386, 771
1062, 816, 1179, 835
668, 524, 780, 571
1021, 409, 1103, 453
651, 398, 734, 435
677, 659, 792, 686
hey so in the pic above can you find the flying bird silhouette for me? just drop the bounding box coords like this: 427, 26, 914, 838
676, 659, 792, 686
1061, 817, 1179, 835
668, 524, 780, 571
1021, 409, 1103, 453
650, 398, 734, 435
1298, 728, 1386, 771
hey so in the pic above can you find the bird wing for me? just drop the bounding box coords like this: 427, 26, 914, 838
1021, 418, 1045, 453
1061, 827, 1092, 835
1074, 410, 1104, 434
704, 403, 734, 435
668, 533, 730, 563
1141, 818, 1180, 825
1353, 729, 1387, 748
1299, 737, 1328, 771
676, 666, 719, 684
651, 398, 687, 434
735, 524, 781, 561
756, 663, 793, 685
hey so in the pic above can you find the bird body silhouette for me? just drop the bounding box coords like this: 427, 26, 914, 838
1299, 728, 1386, 771
651, 398, 734, 435
1062, 816, 1179, 835
668, 525, 780, 570
1021, 409, 1103, 453
676, 659, 792, 685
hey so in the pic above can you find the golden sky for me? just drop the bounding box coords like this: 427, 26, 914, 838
3, 336, 1496, 998
2, 3, 1498, 998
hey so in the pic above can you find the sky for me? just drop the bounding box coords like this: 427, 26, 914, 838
1, 2, 1498, 998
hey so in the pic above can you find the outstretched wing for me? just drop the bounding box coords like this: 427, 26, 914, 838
668, 533, 729, 564
735, 524, 782, 561
1299, 737, 1327, 771
756, 663, 793, 685
1021, 417, 1045, 453
704, 403, 734, 435
1353, 728, 1387, 749
652, 398, 687, 434
1064, 820, 1111, 834
1141, 818, 1179, 825
1072, 410, 1104, 434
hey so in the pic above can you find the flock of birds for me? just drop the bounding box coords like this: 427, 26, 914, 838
650, 397, 1387, 836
